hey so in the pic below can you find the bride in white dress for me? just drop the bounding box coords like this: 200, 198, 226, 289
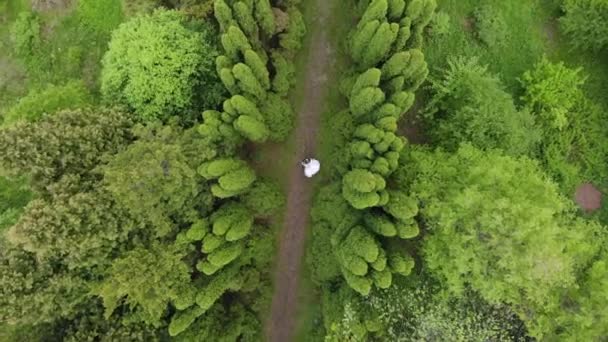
301, 158, 320, 178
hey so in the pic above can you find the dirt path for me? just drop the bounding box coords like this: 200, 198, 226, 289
266, 0, 334, 340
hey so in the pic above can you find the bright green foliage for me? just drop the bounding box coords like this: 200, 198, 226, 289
201, 243, 244, 274
405, 0, 425, 20
195, 266, 243, 311
209, 202, 254, 243
425, 57, 539, 156
406, 0, 436, 48
400, 49, 428, 92
331, 224, 411, 295
199, 158, 244, 179
202, 234, 225, 254
388, 0, 406, 20
351, 20, 381, 64
561, 0, 608, 51
219, 67, 239, 94
168, 305, 205, 337
186, 220, 210, 241
359, 0, 388, 28
350, 87, 386, 117
0, 108, 133, 190
392, 18, 412, 53
78, 0, 124, 36
360, 22, 399, 68
335, 226, 381, 293
10, 12, 41, 69
103, 124, 209, 236
244, 49, 270, 89
520, 58, 608, 192
473, 5, 508, 47
233, 2, 258, 40
342, 169, 387, 209
199, 158, 256, 198
101, 9, 223, 122
224, 93, 260, 115
333, 0, 429, 278
429, 11, 450, 37
3, 81, 92, 124
262, 93, 294, 141
520, 57, 585, 130
271, 51, 296, 96
349, 124, 404, 177
364, 214, 397, 237
388, 253, 414, 276
279, 8, 307, 53
383, 190, 417, 221
404, 145, 603, 336
214, 0, 235, 32
221, 26, 252, 60
95, 244, 196, 326
351, 68, 382, 96
221, 94, 271, 142
254, 0, 276, 36
242, 179, 285, 215
198, 110, 242, 147
234, 114, 269, 142
310, 184, 361, 283
380, 52, 409, 80
232, 63, 267, 101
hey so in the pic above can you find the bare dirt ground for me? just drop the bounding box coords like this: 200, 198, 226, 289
575, 183, 603, 212
266, 0, 334, 340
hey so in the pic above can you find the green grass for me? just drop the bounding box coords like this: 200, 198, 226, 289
1, 0, 123, 98
426, 0, 549, 93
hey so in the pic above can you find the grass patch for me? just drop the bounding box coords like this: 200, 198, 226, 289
426, 0, 549, 93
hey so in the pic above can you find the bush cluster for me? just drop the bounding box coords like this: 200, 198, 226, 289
199, 0, 305, 142
310, 0, 435, 297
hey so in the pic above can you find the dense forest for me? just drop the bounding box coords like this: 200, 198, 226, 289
1, 0, 608, 341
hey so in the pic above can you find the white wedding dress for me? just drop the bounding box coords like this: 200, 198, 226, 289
302, 159, 320, 178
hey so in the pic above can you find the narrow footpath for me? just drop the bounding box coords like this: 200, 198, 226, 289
266, 0, 334, 340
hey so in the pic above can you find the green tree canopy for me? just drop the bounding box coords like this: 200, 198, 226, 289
561, 0, 608, 52
3, 80, 92, 125
0, 108, 133, 190
101, 9, 224, 122
398, 144, 604, 338
94, 243, 196, 327
103, 123, 215, 236
425, 57, 539, 156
